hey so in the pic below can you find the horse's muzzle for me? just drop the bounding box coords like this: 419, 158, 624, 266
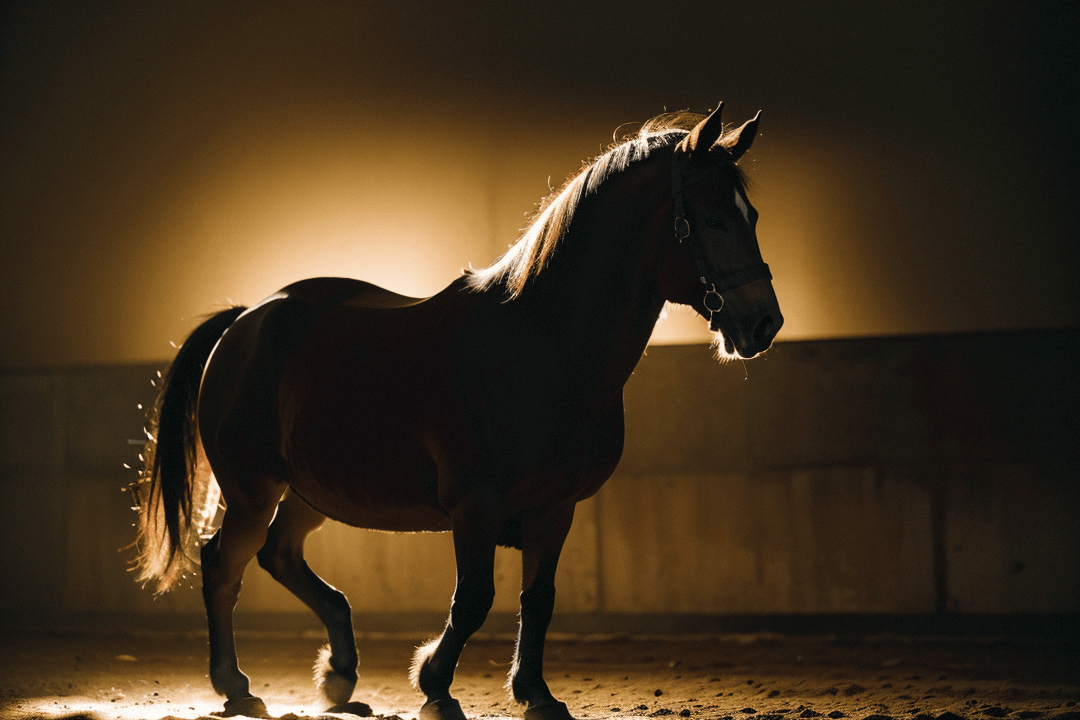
729, 308, 783, 359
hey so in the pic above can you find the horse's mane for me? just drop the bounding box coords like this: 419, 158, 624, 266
465, 110, 749, 298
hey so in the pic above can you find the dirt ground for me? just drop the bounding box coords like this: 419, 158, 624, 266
1, 631, 1076, 720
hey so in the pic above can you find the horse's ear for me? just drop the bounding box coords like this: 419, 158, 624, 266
724, 110, 761, 161
677, 103, 725, 154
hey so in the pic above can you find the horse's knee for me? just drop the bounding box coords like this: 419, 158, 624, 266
520, 581, 556, 611
520, 581, 556, 625
449, 581, 495, 634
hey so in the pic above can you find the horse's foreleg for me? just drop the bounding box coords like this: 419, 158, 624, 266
201, 486, 283, 718
256, 488, 359, 707
509, 504, 577, 720
410, 513, 498, 720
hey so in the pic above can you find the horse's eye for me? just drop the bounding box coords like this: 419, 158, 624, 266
705, 218, 726, 230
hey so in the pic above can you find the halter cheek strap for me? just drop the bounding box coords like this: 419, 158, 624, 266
671, 152, 772, 331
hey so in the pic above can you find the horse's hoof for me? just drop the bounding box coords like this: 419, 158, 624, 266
524, 700, 576, 720
326, 701, 373, 717
220, 695, 270, 718
419, 698, 468, 720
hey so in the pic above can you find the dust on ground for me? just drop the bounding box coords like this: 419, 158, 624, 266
1, 631, 1076, 720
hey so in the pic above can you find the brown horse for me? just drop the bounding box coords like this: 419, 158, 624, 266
133, 105, 782, 720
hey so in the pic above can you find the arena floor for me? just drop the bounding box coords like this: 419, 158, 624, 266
1, 630, 1076, 720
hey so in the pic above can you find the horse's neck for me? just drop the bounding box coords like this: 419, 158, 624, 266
517, 157, 671, 394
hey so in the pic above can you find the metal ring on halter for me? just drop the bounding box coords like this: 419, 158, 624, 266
703, 283, 725, 314
674, 216, 690, 241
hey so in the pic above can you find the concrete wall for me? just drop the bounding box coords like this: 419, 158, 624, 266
1, 329, 1077, 629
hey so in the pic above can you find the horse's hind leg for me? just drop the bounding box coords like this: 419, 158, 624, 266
201, 479, 285, 718
257, 488, 359, 707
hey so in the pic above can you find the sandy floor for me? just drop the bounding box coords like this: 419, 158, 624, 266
0, 631, 1076, 720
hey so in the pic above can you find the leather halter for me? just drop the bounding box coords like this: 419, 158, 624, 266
671, 152, 772, 331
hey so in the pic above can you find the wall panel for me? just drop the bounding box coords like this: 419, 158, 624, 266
1, 329, 1075, 629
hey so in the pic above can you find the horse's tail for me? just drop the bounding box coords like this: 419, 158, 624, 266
133, 306, 247, 593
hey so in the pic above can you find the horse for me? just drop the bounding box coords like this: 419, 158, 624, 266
132, 104, 783, 720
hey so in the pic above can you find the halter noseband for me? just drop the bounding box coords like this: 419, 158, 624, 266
671, 152, 772, 331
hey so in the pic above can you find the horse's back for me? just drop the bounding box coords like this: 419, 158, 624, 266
280, 277, 425, 309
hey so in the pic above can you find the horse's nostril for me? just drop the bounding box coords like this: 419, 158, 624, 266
754, 314, 775, 346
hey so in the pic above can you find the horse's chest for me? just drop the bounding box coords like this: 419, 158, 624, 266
467, 392, 624, 500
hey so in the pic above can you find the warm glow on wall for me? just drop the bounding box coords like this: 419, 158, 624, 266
113, 115, 500, 363
3, 95, 1076, 368
118, 111, 799, 360
119, 115, 874, 356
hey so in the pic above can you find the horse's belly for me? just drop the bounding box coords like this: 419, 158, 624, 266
275, 310, 453, 528
283, 426, 447, 529
292, 484, 451, 532
286, 453, 449, 531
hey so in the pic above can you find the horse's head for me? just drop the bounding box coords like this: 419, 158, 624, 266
657, 105, 783, 360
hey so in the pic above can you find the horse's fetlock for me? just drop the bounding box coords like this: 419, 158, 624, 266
417, 662, 439, 696
508, 674, 529, 705
313, 644, 356, 704
209, 662, 250, 700
409, 637, 440, 692
331, 649, 358, 678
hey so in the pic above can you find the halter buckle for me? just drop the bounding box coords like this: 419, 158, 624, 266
703, 283, 724, 314
674, 216, 690, 242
